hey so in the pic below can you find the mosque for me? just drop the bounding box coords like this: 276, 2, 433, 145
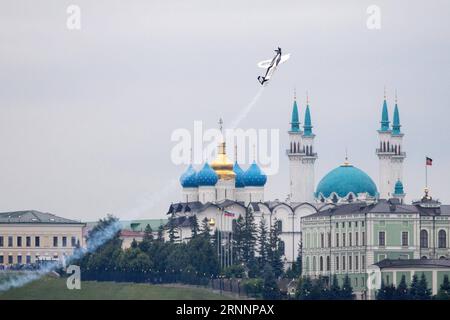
167, 93, 450, 296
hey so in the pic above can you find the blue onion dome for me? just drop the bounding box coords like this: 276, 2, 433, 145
316, 163, 378, 198
233, 161, 246, 188
243, 161, 267, 187
179, 164, 198, 188
196, 163, 218, 186
394, 180, 404, 195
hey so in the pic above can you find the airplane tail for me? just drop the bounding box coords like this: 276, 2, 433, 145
257, 76, 267, 85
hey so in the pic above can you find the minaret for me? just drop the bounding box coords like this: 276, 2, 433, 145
287, 92, 317, 203
376, 90, 406, 199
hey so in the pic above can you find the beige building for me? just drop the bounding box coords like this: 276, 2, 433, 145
0, 210, 85, 266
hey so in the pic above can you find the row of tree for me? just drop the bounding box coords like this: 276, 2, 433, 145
296, 274, 354, 300
376, 274, 450, 300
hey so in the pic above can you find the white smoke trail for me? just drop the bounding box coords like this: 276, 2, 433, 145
229, 86, 265, 130
0, 87, 266, 293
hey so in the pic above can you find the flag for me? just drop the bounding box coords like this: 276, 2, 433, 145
224, 211, 235, 217
426, 157, 433, 166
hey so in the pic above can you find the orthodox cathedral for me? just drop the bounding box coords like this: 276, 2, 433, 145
167, 93, 450, 297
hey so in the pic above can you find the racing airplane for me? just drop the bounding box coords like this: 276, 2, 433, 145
257, 47, 290, 85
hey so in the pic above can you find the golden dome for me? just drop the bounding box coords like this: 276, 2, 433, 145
210, 142, 236, 180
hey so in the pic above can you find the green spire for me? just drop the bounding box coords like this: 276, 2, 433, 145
392, 103, 401, 134
380, 99, 390, 131
291, 100, 300, 132
303, 104, 312, 136
394, 180, 404, 195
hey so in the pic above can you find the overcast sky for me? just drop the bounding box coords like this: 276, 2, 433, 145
0, 0, 449, 222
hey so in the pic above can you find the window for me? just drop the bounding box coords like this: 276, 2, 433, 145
420, 230, 429, 248
279, 241, 285, 255
17, 255, 22, 264
328, 232, 331, 247
8, 255, 13, 264
336, 222, 339, 229
26, 236, 31, 247
313, 256, 317, 271
349, 233, 352, 247
320, 256, 324, 271
348, 222, 352, 228
355, 221, 358, 227
35, 236, 40, 247
438, 230, 447, 248
336, 233, 339, 247
336, 256, 339, 270
402, 232, 409, 246
362, 232, 366, 246
26, 255, 31, 264
342, 222, 345, 228
362, 221, 365, 227
71, 236, 77, 247
326, 256, 331, 271
342, 233, 346, 247
62, 236, 67, 247
320, 233, 324, 248
17, 236, 22, 247
8, 236, 13, 247
0, 236, 3, 247
362, 255, 366, 269
53, 236, 58, 247
276, 220, 282, 232
342, 256, 346, 270
355, 255, 359, 270
0, 255, 3, 264
355, 232, 359, 246
378, 231, 385, 246
349, 256, 352, 270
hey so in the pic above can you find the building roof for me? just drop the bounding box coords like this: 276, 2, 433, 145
375, 259, 450, 269
304, 198, 450, 219
85, 219, 167, 232
0, 210, 84, 225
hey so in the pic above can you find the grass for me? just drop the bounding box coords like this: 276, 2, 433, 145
0, 276, 233, 300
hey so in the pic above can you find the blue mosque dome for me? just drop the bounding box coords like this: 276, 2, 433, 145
233, 161, 246, 188
196, 163, 218, 186
243, 162, 267, 187
316, 163, 378, 198
179, 164, 198, 188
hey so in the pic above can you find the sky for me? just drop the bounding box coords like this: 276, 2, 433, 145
0, 0, 449, 222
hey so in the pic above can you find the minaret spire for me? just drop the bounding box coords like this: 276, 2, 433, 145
290, 91, 300, 132
303, 92, 313, 136
380, 90, 390, 131
392, 90, 401, 134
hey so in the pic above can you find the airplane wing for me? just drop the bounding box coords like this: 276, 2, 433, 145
257, 59, 273, 68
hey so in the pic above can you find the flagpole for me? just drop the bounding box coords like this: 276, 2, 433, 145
425, 161, 428, 188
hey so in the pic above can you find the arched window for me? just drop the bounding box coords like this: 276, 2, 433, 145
440, 256, 447, 260
326, 256, 331, 271
293, 142, 296, 153
332, 194, 338, 203
305, 256, 310, 272
313, 256, 317, 272
319, 256, 324, 271
394, 145, 398, 154
420, 230, 428, 248
336, 256, 339, 270
421, 256, 428, 260
278, 240, 285, 255
297, 142, 300, 153
439, 230, 447, 248
383, 141, 386, 152
276, 220, 282, 232
290, 142, 293, 153
387, 141, 390, 152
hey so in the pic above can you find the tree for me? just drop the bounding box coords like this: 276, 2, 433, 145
262, 264, 282, 300
395, 275, 410, 300
231, 215, 245, 265
242, 208, 257, 277
130, 238, 138, 249
143, 224, 153, 242
284, 245, 302, 279
167, 212, 179, 243
257, 217, 269, 271
157, 224, 164, 242
435, 275, 450, 300
341, 274, 354, 300
409, 274, 419, 299
139, 224, 154, 252
417, 273, 432, 300
329, 274, 341, 300
296, 276, 313, 300
268, 219, 284, 278
190, 215, 200, 238
200, 217, 211, 240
